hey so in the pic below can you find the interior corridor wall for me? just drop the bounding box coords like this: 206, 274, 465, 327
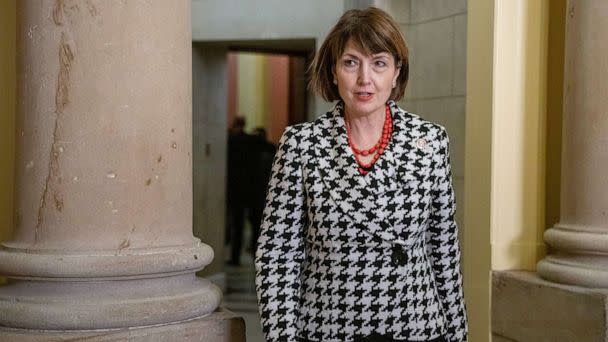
236, 53, 267, 133
231, 53, 289, 145
191, 0, 346, 118
386, 0, 466, 244
0, 0, 16, 250
192, 44, 229, 277
377, 0, 468, 258
264, 55, 290, 145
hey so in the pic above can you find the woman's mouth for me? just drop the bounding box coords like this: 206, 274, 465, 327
354, 92, 373, 101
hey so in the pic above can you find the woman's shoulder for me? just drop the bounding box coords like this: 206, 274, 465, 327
277, 121, 315, 152
393, 103, 450, 144
280, 121, 314, 143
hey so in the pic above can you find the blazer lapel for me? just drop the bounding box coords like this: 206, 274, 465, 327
363, 101, 405, 194
386, 101, 418, 184
314, 102, 366, 189
314, 102, 410, 243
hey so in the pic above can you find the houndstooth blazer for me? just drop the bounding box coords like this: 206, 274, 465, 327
255, 101, 468, 342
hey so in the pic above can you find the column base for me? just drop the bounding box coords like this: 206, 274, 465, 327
0, 242, 214, 279
0, 274, 221, 330
538, 223, 608, 287
0, 309, 245, 342
538, 254, 608, 287
492, 271, 608, 342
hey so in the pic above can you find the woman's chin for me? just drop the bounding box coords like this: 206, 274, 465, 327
345, 99, 386, 116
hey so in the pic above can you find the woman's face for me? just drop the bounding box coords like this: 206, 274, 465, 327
334, 38, 400, 118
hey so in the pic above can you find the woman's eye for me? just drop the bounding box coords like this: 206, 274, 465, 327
374, 60, 387, 67
343, 59, 358, 67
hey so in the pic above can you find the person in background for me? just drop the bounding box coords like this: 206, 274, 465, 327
255, 7, 467, 342
248, 127, 276, 255
226, 116, 253, 266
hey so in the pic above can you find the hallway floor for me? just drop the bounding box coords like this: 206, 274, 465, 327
222, 251, 265, 342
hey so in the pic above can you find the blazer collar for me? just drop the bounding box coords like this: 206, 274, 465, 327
313, 101, 419, 242
314, 100, 416, 191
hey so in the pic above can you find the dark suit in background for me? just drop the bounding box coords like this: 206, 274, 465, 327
248, 128, 276, 255
226, 117, 253, 265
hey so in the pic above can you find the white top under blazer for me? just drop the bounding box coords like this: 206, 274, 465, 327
255, 101, 468, 342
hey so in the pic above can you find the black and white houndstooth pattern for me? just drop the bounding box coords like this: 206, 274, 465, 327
255, 101, 468, 342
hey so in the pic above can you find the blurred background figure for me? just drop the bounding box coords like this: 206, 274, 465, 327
226, 116, 253, 266
248, 127, 276, 255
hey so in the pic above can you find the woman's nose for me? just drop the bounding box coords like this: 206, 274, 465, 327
357, 63, 371, 84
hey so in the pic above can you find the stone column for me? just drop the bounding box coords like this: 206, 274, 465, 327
537, 0, 608, 288
0, 1, 243, 339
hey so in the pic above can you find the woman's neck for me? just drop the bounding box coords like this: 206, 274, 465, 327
344, 105, 386, 150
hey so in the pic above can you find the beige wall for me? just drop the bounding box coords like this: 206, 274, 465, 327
464, 1, 494, 340
264, 55, 289, 145
491, 0, 549, 270
465, 0, 565, 340
233, 53, 289, 145
0, 0, 16, 246
237, 53, 267, 132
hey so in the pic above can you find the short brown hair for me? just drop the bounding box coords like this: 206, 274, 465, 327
309, 7, 409, 102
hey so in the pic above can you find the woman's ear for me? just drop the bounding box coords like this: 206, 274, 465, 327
392, 67, 400, 88
332, 68, 337, 85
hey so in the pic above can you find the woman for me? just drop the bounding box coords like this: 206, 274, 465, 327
255, 7, 467, 342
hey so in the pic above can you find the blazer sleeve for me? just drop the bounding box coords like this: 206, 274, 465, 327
426, 128, 468, 342
255, 126, 307, 341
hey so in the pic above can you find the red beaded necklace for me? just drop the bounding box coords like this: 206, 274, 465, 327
346, 105, 393, 175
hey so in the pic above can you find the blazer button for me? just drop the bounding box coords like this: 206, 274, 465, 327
391, 245, 408, 266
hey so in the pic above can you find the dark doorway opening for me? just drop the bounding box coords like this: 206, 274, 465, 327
191, 38, 315, 342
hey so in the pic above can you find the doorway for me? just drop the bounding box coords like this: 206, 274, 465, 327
192, 39, 315, 342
